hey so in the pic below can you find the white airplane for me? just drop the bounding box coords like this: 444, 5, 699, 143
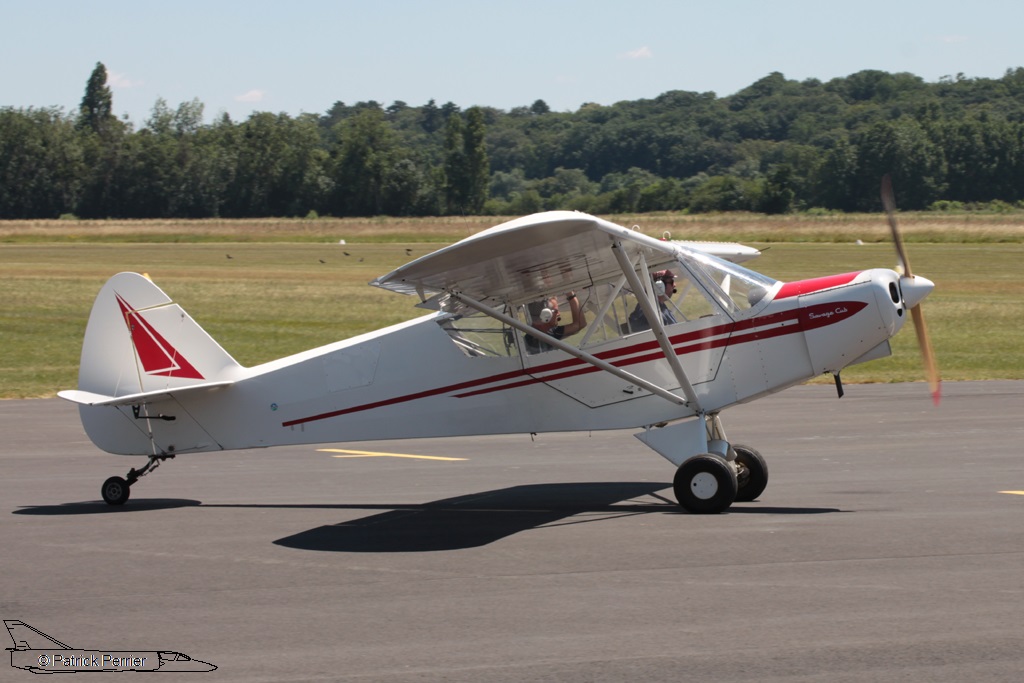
59, 180, 938, 513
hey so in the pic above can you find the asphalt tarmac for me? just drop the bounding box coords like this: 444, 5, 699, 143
2, 381, 1023, 682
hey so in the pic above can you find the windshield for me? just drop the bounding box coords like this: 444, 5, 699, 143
679, 249, 777, 317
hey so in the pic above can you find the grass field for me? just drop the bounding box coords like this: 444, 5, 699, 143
2, 214, 1022, 399
4, 211, 1024, 244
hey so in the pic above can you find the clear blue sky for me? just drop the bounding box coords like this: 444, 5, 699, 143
3, 0, 1022, 126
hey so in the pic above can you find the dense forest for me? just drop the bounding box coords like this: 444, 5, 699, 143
4, 62, 1024, 219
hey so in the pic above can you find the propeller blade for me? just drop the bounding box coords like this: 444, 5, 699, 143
880, 174, 913, 277
909, 304, 941, 405
882, 175, 939, 404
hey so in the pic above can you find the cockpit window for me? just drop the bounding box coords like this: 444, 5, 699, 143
681, 249, 777, 317
436, 248, 777, 359
658, 271, 719, 322
437, 309, 518, 357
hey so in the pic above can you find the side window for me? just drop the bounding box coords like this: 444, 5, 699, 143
618, 265, 722, 335
437, 250, 773, 360
437, 310, 518, 357
660, 274, 719, 323
517, 262, 731, 356
574, 283, 632, 348
520, 292, 591, 355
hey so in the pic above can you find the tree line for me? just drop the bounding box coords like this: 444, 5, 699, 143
4, 62, 1024, 219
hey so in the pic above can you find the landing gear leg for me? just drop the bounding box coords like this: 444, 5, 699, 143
636, 412, 770, 512
100, 454, 175, 506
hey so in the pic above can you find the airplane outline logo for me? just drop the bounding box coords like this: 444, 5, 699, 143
5, 619, 217, 674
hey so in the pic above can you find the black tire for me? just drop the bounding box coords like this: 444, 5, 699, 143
673, 454, 738, 514
101, 476, 131, 506
733, 444, 768, 502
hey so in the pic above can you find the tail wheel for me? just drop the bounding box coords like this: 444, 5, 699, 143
101, 476, 131, 506
733, 444, 768, 502
673, 454, 737, 514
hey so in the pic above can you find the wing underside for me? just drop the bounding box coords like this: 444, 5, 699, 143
371, 211, 680, 310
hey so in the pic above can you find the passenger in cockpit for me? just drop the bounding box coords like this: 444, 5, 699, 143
525, 291, 587, 353
628, 270, 678, 332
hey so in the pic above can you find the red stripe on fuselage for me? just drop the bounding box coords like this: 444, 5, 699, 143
454, 301, 866, 398
282, 300, 867, 427
776, 272, 861, 300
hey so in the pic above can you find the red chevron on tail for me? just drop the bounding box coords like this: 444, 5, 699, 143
115, 293, 205, 379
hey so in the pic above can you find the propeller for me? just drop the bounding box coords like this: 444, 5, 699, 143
881, 175, 941, 405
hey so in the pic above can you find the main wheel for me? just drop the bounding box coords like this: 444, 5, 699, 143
733, 444, 768, 502
673, 454, 738, 514
101, 476, 131, 506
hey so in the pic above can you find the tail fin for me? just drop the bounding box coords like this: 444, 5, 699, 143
5, 620, 72, 650
70, 272, 243, 399
58, 273, 244, 455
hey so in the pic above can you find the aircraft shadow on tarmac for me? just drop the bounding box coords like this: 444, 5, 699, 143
262, 482, 841, 552
9, 485, 840, 550
13, 499, 202, 515
269, 481, 672, 552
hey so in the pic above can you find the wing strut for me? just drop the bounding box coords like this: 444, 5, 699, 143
611, 241, 702, 411
450, 292, 690, 408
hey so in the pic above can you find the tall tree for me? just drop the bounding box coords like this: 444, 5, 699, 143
442, 113, 467, 213
420, 99, 441, 133
331, 109, 399, 216
75, 62, 129, 217
463, 107, 490, 213
78, 62, 115, 135
441, 108, 490, 214
530, 99, 551, 115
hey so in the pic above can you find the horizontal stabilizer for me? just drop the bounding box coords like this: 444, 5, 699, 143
58, 380, 234, 407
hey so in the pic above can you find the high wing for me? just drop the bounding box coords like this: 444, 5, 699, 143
372, 211, 730, 310
674, 240, 761, 263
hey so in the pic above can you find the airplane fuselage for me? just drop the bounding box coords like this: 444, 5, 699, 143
77, 267, 910, 457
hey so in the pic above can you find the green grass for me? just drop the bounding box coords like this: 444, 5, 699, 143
4, 212, 1024, 245
2, 225, 1022, 399
0, 242, 426, 398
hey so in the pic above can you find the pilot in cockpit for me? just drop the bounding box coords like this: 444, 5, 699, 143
628, 270, 678, 332
524, 291, 587, 353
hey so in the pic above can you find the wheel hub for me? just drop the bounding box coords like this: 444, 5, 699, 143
690, 471, 720, 500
